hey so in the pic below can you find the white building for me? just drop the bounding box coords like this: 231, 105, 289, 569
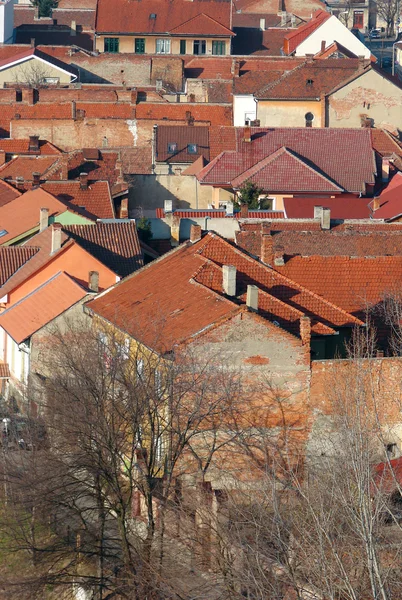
0, 0, 17, 44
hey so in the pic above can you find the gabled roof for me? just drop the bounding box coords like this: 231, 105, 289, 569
62, 222, 143, 278
284, 10, 331, 55
87, 232, 362, 354
67, 149, 121, 186
169, 13, 234, 36
41, 181, 115, 220
0, 246, 39, 286
230, 146, 343, 193
0, 139, 61, 156
0, 271, 87, 344
283, 195, 371, 219
198, 127, 376, 194
156, 125, 210, 164
0, 155, 62, 181
96, 0, 233, 35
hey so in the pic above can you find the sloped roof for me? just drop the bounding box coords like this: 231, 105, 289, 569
67, 150, 121, 186
136, 103, 233, 126
198, 127, 376, 194
283, 195, 371, 219
0, 179, 21, 208
0, 47, 79, 80
87, 232, 362, 354
170, 13, 234, 36
0, 271, 87, 344
62, 222, 143, 277
96, 0, 233, 35
0, 155, 62, 181
231, 146, 343, 192
156, 125, 210, 163
372, 173, 402, 220
284, 9, 331, 55
0, 139, 61, 155
42, 181, 115, 220
0, 246, 39, 286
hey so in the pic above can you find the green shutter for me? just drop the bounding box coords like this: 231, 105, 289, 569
135, 38, 145, 54
180, 39, 186, 54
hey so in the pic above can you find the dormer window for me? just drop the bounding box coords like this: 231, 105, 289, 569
150, 13, 156, 19
168, 143, 177, 154
306, 79, 314, 86
187, 144, 198, 154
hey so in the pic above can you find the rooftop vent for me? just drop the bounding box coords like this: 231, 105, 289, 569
150, 13, 156, 19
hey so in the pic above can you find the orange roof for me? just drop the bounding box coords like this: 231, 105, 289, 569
136, 103, 233, 126
0, 188, 69, 244
0, 139, 61, 155
0, 155, 62, 181
0, 246, 39, 286
87, 232, 362, 353
0, 272, 87, 344
42, 181, 115, 220
372, 172, 402, 220
0, 179, 21, 207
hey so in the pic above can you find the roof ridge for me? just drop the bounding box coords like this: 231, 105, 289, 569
169, 12, 234, 35
255, 60, 307, 96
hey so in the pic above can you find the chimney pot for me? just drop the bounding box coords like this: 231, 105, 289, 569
246, 284, 259, 312
274, 248, 285, 266
119, 198, 128, 219
222, 265, 236, 296
190, 224, 201, 243
32, 171, 40, 186
79, 172, 88, 190
15, 176, 25, 190
321, 40, 326, 52
240, 203, 249, 218
88, 270, 99, 293
29, 135, 39, 152
244, 126, 251, 143
261, 235, 273, 264
51, 223, 62, 254
39, 207, 49, 232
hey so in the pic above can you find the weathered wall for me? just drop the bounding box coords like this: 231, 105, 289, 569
0, 57, 72, 87
328, 69, 402, 132
257, 99, 323, 128
128, 173, 214, 210
95, 35, 230, 56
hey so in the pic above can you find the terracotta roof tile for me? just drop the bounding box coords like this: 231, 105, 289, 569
209, 125, 236, 159
0, 139, 61, 155
283, 195, 371, 219
0, 179, 21, 208
372, 173, 402, 220
96, 0, 233, 34
170, 13, 234, 36
136, 103, 233, 126
371, 129, 402, 160
198, 127, 376, 194
42, 181, 115, 220
0, 271, 87, 344
120, 147, 153, 175
0, 361, 10, 379
185, 57, 234, 80
0, 155, 62, 181
156, 125, 209, 163
0, 246, 39, 286
62, 222, 143, 277
67, 150, 121, 185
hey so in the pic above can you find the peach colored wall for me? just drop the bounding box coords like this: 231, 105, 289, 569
8, 244, 117, 306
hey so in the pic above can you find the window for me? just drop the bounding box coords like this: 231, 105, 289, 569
16, 90, 22, 102
136, 358, 144, 379
180, 39, 186, 55
212, 41, 225, 55
150, 12, 156, 19
43, 77, 59, 84
104, 37, 119, 53
244, 112, 256, 125
135, 38, 145, 53
386, 443, 398, 459
306, 78, 314, 86
353, 11, 364, 29
259, 196, 275, 210
305, 112, 314, 127
156, 38, 171, 54
168, 142, 178, 154
193, 40, 206, 55
187, 143, 198, 154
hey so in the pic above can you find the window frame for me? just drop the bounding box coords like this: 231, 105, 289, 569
156, 38, 171, 54
104, 37, 119, 53
180, 39, 186, 55
187, 143, 198, 155
212, 40, 225, 55
193, 39, 206, 55
135, 38, 145, 54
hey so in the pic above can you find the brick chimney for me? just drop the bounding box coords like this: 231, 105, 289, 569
79, 172, 88, 190
29, 135, 40, 152
240, 203, 249, 218
231, 59, 240, 77
321, 40, 326, 53
185, 111, 195, 126
299, 316, 311, 348
51, 223, 62, 254
32, 171, 40, 186
261, 235, 273, 264
119, 198, 128, 219
222, 265, 236, 296
246, 284, 258, 312
88, 271, 99, 293
39, 207, 49, 232
244, 126, 251, 143
190, 224, 201, 243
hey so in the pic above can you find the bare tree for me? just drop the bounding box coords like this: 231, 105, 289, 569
375, 0, 399, 37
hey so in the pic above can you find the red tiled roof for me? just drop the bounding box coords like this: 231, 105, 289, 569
185, 57, 234, 80
255, 59, 366, 99
233, 27, 292, 56
371, 129, 402, 160
0, 246, 39, 286
284, 10, 330, 55
275, 255, 402, 317
156, 125, 210, 163
231, 146, 343, 193
96, 0, 233, 35
0, 139, 61, 155
234, 69, 289, 95
209, 125, 237, 159
372, 173, 402, 220
136, 103, 233, 126
155, 208, 285, 219
374, 457, 402, 494
283, 195, 371, 219
198, 127, 376, 194
0, 361, 10, 379
62, 222, 143, 277
42, 181, 115, 220
0, 272, 87, 344
120, 147, 153, 175
0, 179, 21, 208
234, 0, 324, 21
170, 13, 234, 36
0, 155, 61, 181
67, 150, 121, 185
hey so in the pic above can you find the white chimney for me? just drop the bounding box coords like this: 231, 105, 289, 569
51, 223, 62, 254
39, 207, 49, 232
260, 17, 265, 30
382, 158, 390, 182
321, 207, 331, 230
246, 285, 258, 312
222, 265, 236, 296
164, 199, 173, 214
88, 271, 99, 293
281, 11, 287, 26
226, 201, 234, 216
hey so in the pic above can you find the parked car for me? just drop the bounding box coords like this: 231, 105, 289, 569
369, 28, 381, 38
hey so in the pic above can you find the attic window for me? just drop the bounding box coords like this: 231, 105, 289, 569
168, 143, 178, 154
150, 13, 156, 19
306, 79, 314, 86
0, 229, 7, 238
187, 144, 198, 154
